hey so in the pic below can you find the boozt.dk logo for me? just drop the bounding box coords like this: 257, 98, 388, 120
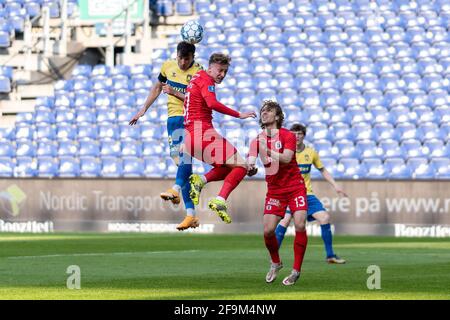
0, 185, 27, 217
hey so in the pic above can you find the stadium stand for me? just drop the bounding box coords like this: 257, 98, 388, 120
0, 0, 448, 179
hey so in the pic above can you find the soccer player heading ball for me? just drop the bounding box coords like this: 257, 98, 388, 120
129, 42, 203, 231
183, 53, 257, 223
247, 101, 308, 286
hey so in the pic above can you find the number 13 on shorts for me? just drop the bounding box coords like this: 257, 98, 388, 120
291, 194, 307, 211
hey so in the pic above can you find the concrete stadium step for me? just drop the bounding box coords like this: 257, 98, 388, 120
0, 114, 17, 127
17, 84, 54, 99
0, 99, 36, 113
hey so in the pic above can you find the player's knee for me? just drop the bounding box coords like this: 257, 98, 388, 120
295, 223, 306, 232
264, 227, 275, 238
316, 212, 330, 224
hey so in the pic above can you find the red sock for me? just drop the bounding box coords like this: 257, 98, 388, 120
204, 166, 232, 183
264, 234, 280, 264
293, 231, 308, 272
218, 166, 247, 200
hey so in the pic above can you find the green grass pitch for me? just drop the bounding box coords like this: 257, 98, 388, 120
0, 233, 449, 300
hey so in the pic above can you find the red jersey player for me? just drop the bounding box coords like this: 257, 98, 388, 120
247, 100, 308, 286
183, 53, 256, 223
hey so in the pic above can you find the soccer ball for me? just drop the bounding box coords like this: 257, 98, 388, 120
180, 20, 204, 44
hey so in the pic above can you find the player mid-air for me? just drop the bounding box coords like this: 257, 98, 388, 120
129, 41, 203, 231
247, 101, 308, 286
275, 123, 348, 264
183, 53, 256, 224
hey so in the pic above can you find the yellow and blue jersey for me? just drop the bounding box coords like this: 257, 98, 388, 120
295, 146, 324, 195
158, 59, 203, 118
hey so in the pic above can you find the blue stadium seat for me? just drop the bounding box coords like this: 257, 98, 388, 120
122, 156, 144, 177
15, 125, 35, 141
14, 156, 36, 177
96, 108, 116, 124
0, 127, 14, 140
36, 124, 56, 141
282, 26, 302, 44
346, 106, 368, 123
378, 139, 405, 160
359, 74, 379, 91
131, 75, 152, 91
95, 91, 114, 107
55, 109, 75, 124
373, 122, 400, 142
143, 156, 165, 178
337, 158, 365, 179
54, 94, 72, 109
307, 122, 331, 141
276, 89, 300, 106
369, 106, 394, 124
423, 139, 449, 158
121, 140, 142, 157
303, 109, 327, 127
15, 112, 34, 125
329, 122, 353, 141
0, 31, 11, 48
92, 76, 112, 91
0, 157, 13, 177
72, 77, 92, 91
130, 64, 152, 77
36, 140, 57, 157
112, 75, 130, 91
37, 157, 58, 178
296, 73, 317, 90
142, 139, 165, 157
325, 106, 350, 124
56, 124, 77, 140
119, 124, 140, 141
80, 156, 101, 177
0, 76, 11, 92
355, 140, 377, 159
15, 140, 36, 157
389, 106, 411, 125
434, 106, 450, 125
352, 122, 375, 141
75, 109, 96, 124
101, 157, 123, 177
0, 140, 14, 157
34, 110, 55, 124
333, 140, 359, 159
362, 158, 388, 179
313, 140, 334, 158
100, 140, 121, 157
59, 157, 80, 177
320, 88, 341, 107
299, 89, 320, 108
401, 139, 424, 158
418, 122, 441, 141
58, 140, 78, 157
385, 158, 412, 179
78, 140, 99, 157
407, 157, 435, 179
92, 64, 111, 77
77, 124, 98, 141
396, 122, 419, 141
430, 157, 450, 179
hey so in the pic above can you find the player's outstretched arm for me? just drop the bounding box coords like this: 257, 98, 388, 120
239, 111, 257, 119
129, 82, 163, 125
320, 168, 349, 197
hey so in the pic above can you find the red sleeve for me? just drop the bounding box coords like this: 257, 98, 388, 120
284, 131, 297, 152
201, 82, 240, 118
248, 138, 259, 158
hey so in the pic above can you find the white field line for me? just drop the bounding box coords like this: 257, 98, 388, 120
5, 250, 200, 260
